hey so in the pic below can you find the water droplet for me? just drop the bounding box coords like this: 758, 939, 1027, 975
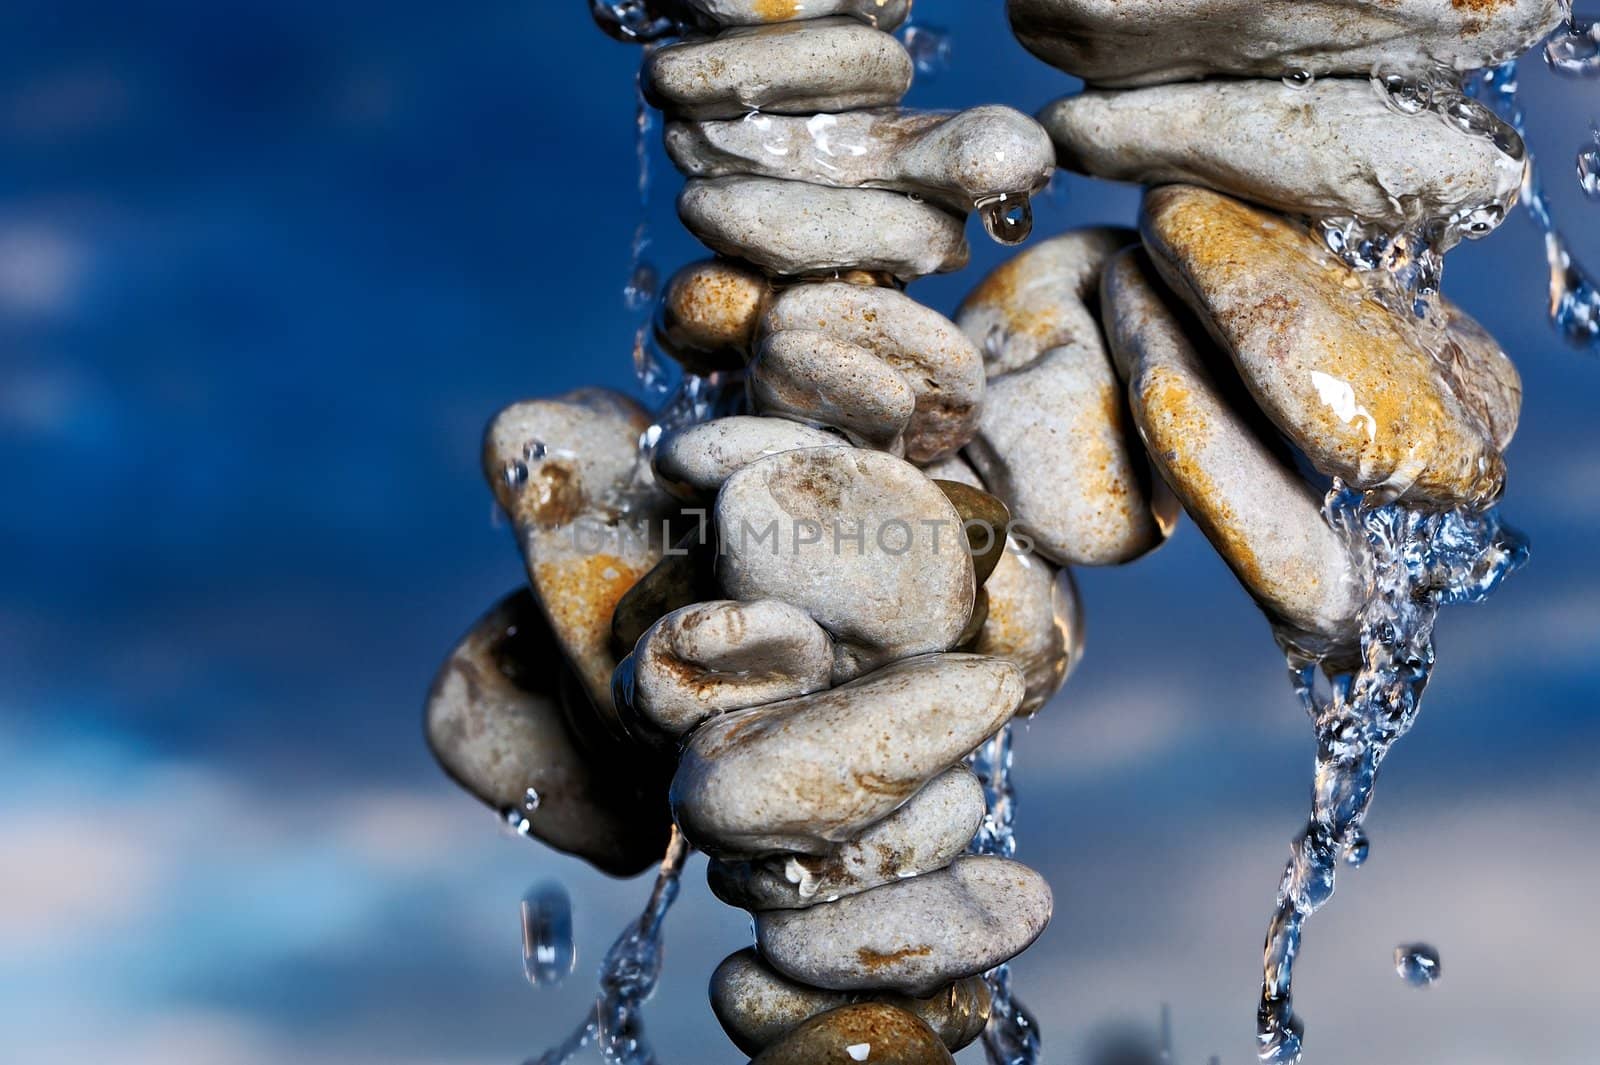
1343, 829, 1370, 867
1282, 68, 1315, 89
503, 807, 532, 836
1394, 944, 1441, 987
1371, 69, 1434, 115
1579, 146, 1600, 200
501, 460, 529, 492
901, 24, 951, 77
588, 0, 680, 43
1544, 19, 1600, 77
522, 787, 541, 812
977, 193, 1033, 246
522, 880, 576, 986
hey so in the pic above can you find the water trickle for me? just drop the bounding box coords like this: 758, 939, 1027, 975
527, 829, 690, 1065
1256, 485, 1527, 1064
522, 881, 576, 986
901, 24, 952, 77
633, 325, 676, 396
1545, 17, 1600, 77
1394, 943, 1442, 987
1282, 69, 1315, 90
977, 193, 1034, 247
969, 726, 1041, 1065
1469, 62, 1600, 351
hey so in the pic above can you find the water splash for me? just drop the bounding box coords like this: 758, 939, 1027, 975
1545, 14, 1600, 77
1394, 944, 1442, 987
522, 881, 577, 986
977, 192, 1035, 246
527, 828, 691, 1065
1256, 486, 1527, 1064
901, 24, 952, 77
969, 725, 1043, 1065
1470, 61, 1600, 350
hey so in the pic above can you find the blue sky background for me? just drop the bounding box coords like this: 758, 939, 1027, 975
2, 2, 1597, 1062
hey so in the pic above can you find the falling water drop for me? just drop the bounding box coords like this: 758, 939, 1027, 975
1282, 69, 1315, 89
1544, 18, 1600, 77
978, 193, 1034, 246
1343, 829, 1370, 868
1579, 144, 1600, 200
1394, 944, 1442, 987
901, 24, 952, 77
521, 881, 576, 986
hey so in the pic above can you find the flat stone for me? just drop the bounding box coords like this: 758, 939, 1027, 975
972, 538, 1081, 715
671, 653, 1023, 856
682, 0, 911, 31
751, 329, 917, 453
957, 226, 1133, 377
1102, 248, 1362, 654
1140, 185, 1507, 506
711, 949, 989, 1055
653, 416, 845, 501
645, 18, 912, 120
760, 282, 985, 462
615, 598, 834, 740
426, 590, 672, 877
1006, 0, 1565, 87
715, 447, 975, 678
1040, 79, 1525, 234
483, 390, 675, 737
679, 177, 969, 280
666, 105, 1053, 214
958, 230, 1173, 566
657, 259, 770, 375
757, 856, 1052, 996
932, 480, 1009, 586
708, 765, 985, 909
751, 1002, 956, 1065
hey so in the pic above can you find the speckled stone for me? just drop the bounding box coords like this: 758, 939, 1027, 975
670, 654, 1023, 857
657, 259, 770, 374
711, 949, 990, 1055
972, 538, 1081, 715
425, 590, 672, 876
1101, 247, 1363, 654
1007, 0, 1565, 87
1040, 79, 1525, 233
957, 230, 1172, 566
679, 177, 969, 280
757, 856, 1053, 995
760, 282, 985, 463
1140, 185, 1507, 506
715, 447, 975, 678
653, 416, 845, 501
666, 105, 1054, 214
682, 0, 911, 31
645, 18, 912, 120
482, 390, 675, 737
751, 329, 918, 453
750, 1002, 956, 1065
614, 598, 834, 739
708, 765, 985, 909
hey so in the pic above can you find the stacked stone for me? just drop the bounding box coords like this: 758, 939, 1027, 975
427, 2, 1113, 1062
983, 0, 1546, 661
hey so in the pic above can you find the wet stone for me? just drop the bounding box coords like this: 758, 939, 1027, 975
707, 765, 985, 910
759, 282, 985, 463
666, 105, 1054, 215
425, 589, 672, 877
711, 948, 989, 1055
1101, 247, 1363, 654
756, 856, 1053, 996
679, 176, 969, 280
750, 1002, 957, 1065
645, 18, 912, 121
751, 329, 917, 453
1040, 79, 1525, 234
608, 533, 722, 655
714, 447, 975, 678
657, 259, 770, 375
1140, 185, 1509, 506
653, 415, 844, 501
614, 598, 834, 740
681, 0, 912, 31
670, 653, 1023, 857
482, 389, 677, 736
958, 230, 1173, 567
972, 538, 1081, 715
1006, 0, 1566, 87
932, 480, 1009, 586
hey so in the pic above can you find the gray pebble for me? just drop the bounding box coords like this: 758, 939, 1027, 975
757, 856, 1053, 995
751, 329, 917, 453
654, 415, 845, 501
670, 653, 1023, 857
973, 538, 1082, 715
